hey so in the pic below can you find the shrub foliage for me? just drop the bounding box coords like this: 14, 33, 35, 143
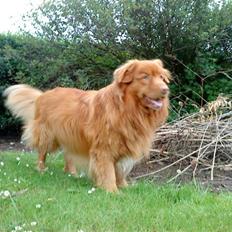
1, 0, 232, 133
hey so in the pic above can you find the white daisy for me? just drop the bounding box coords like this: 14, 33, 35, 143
30, 221, 37, 226
14, 225, 22, 231
35, 204, 41, 209
79, 172, 85, 178
87, 187, 96, 194
4, 190, 10, 197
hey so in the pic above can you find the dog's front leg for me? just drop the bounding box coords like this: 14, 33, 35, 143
89, 152, 118, 192
115, 157, 135, 188
115, 166, 128, 188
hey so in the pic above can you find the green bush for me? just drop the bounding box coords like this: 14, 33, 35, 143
1, 0, 232, 133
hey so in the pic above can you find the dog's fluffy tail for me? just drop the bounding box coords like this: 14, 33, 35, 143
3, 84, 42, 123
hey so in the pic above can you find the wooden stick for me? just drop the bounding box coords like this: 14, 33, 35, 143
135, 133, 230, 179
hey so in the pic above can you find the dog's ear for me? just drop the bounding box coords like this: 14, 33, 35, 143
114, 60, 138, 84
162, 69, 171, 83
153, 59, 172, 83
153, 59, 163, 67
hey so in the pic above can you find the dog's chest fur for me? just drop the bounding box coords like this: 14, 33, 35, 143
85, 85, 168, 160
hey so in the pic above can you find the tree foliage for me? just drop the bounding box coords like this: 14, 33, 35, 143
1, 0, 232, 133
23, 0, 232, 105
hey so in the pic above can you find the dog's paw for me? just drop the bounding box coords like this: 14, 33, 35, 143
36, 164, 48, 172
117, 179, 128, 188
104, 184, 118, 193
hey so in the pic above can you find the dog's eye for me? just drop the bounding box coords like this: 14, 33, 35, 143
160, 75, 167, 82
143, 76, 150, 80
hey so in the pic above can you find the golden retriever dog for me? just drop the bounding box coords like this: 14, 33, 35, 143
4, 59, 170, 192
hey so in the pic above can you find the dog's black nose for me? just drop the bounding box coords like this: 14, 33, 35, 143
161, 87, 169, 95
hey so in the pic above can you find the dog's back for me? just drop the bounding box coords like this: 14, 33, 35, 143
32, 87, 94, 155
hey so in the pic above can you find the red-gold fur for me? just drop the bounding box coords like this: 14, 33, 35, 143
4, 59, 171, 192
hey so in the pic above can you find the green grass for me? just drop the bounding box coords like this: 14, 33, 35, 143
1, 152, 232, 232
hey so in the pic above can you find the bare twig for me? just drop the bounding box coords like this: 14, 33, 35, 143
135, 133, 230, 179
167, 164, 192, 183
135, 98, 232, 181
193, 120, 212, 180
210, 114, 220, 180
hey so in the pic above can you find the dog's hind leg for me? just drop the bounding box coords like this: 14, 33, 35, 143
36, 139, 59, 172
63, 153, 77, 175
89, 151, 118, 192
22, 121, 48, 171
37, 141, 59, 171
33, 121, 59, 172
37, 151, 47, 171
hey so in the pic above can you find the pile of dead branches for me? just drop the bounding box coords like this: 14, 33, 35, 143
137, 96, 232, 182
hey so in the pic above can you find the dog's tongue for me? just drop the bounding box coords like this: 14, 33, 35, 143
145, 97, 163, 109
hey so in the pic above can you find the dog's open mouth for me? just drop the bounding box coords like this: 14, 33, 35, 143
144, 96, 163, 110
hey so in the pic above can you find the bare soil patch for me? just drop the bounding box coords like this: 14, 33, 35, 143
1, 136, 232, 192
0, 136, 31, 152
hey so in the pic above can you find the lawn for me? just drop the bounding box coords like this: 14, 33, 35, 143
1, 151, 232, 232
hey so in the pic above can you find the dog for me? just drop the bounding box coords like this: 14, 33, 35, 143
4, 59, 171, 192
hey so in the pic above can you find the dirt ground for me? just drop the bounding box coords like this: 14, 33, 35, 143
1, 136, 232, 192
0, 137, 30, 152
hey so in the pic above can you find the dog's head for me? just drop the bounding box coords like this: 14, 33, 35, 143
114, 59, 171, 110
